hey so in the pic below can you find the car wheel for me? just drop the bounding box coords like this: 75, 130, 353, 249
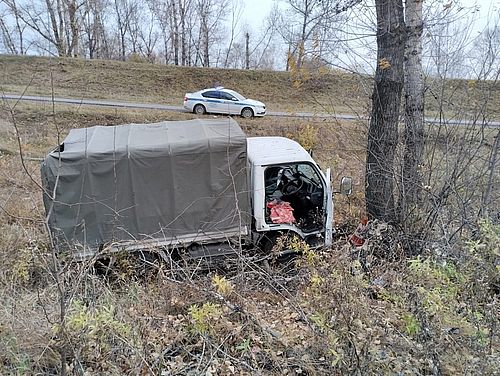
194, 104, 206, 115
241, 107, 254, 119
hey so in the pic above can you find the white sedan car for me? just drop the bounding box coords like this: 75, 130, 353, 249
183, 87, 266, 118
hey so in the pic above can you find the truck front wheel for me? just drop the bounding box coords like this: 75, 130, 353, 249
258, 232, 280, 253
258, 231, 300, 273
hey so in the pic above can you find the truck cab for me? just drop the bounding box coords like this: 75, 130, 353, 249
247, 137, 333, 248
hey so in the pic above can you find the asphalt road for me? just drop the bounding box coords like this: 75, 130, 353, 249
2, 93, 499, 127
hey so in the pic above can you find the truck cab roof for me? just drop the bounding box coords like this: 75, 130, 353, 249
246, 137, 315, 166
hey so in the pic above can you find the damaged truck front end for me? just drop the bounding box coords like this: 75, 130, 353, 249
247, 137, 334, 250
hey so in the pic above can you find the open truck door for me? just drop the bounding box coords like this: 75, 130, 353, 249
324, 167, 333, 247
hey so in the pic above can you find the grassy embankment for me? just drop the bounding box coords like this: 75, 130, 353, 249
1, 54, 499, 117
0, 54, 369, 114
0, 55, 498, 375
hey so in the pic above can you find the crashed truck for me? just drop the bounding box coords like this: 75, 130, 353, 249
41, 118, 351, 260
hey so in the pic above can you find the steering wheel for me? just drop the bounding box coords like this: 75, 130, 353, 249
281, 174, 304, 195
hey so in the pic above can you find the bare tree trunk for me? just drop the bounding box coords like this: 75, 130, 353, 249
82, 0, 106, 59
8, 0, 25, 54
366, 0, 406, 222
223, 2, 241, 68
0, 17, 18, 54
179, 0, 188, 65
245, 32, 249, 69
56, 0, 66, 53
128, 2, 141, 55
297, 2, 308, 70
4, 0, 86, 57
286, 40, 292, 71
66, 0, 79, 56
12, 0, 24, 54
202, 19, 209, 66
401, 0, 424, 222
171, 0, 180, 65
115, 0, 124, 59
150, 0, 171, 64
114, 0, 129, 61
45, 0, 66, 56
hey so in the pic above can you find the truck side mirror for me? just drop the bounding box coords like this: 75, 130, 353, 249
340, 176, 352, 195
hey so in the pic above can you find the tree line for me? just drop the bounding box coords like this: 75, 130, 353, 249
0, 0, 235, 65
0, 0, 359, 70
0, 0, 498, 77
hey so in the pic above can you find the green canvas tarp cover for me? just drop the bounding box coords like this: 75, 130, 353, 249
41, 118, 250, 250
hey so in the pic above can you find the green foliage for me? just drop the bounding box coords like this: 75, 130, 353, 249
404, 223, 499, 354
309, 312, 329, 332
402, 314, 420, 336
64, 300, 130, 338
408, 256, 465, 287
188, 302, 223, 335
291, 238, 310, 253
466, 219, 500, 259
459, 220, 499, 311
54, 298, 132, 364
0, 330, 32, 375
310, 272, 324, 289
327, 337, 343, 367
9, 240, 47, 285
273, 233, 313, 266
114, 253, 137, 281
235, 338, 251, 353
408, 257, 470, 329
212, 274, 233, 296
11, 247, 31, 284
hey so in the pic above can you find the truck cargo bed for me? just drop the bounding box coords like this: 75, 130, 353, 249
41, 118, 250, 255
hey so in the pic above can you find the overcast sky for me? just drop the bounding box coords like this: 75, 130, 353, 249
241, 0, 274, 29
240, 0, 500, 30
238, 0, 499, 75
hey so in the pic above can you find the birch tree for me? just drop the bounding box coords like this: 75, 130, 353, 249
80, 0, 111, 59
400, 0, 424, 226
3, 0, 81, 56
114, 0, 136, 60
137, 3, 159, 62
195, 0, 228, 67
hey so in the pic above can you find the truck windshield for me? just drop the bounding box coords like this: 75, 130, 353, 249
295, 164, 322, 186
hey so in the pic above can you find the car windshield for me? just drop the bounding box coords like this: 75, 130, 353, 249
225, 90, 246, 101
